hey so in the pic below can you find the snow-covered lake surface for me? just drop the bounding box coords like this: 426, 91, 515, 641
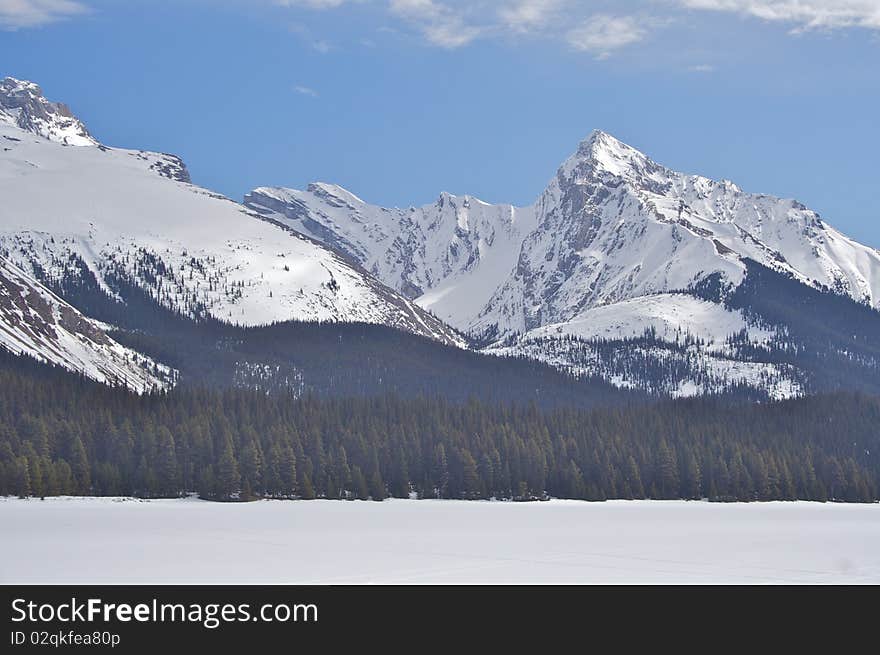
2, 497, 878, 584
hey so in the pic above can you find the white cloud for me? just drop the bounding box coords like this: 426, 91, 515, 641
566, 14, 648, 58
273, 0, 649, 53
0, 0, 87, 30
294, 85, 320, 96
688, 63, 715, 72
389, 0, 440, 19
498, 0, 565, 33
389, 0, 482, 48
677, 1, 880, 31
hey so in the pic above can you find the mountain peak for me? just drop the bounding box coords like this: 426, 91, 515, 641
576, 129, 635, 154
0, 76, 96, 146
577, 128, 615, 147
1, 77, 42, 96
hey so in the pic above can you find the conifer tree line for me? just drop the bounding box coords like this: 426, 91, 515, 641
0, 353, 877, 503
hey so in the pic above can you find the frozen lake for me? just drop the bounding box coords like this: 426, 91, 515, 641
2, 497, 878, 584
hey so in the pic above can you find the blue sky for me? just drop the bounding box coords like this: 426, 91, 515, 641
1, 0, 879, 246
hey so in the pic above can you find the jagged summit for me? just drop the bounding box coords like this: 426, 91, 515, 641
296, 182, 495, 215
0, 76, 96, 146
574, 129, 629, 155
1, 77, 40, 95
559, 129, 659, 182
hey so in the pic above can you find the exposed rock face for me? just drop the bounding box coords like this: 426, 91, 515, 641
0, 77, 97, 146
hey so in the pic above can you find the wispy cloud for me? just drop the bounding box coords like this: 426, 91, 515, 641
294, 84, 320, 97
0, 0, 87, 30
498, 0, 566, 33
566, 14, 648, 59
270, 0, 880, 57
676, 1, 880, 32
688, 63, 715, 72
389, 0, 483, 48
288, 21, 333, 53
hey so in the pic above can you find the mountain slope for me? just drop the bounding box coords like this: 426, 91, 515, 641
0, 77, 464, 350
0, 255, 171, 391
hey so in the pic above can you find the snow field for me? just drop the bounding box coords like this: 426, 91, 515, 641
2, 497, 877, 584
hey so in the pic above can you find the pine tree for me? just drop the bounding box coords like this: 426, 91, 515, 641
352, 466, 369, 501
561, 459, 585, 499
22, 444, 44, 498
280, 446, 297, 497
70, 436, 91, 495
198, 465, 216, 499
368, 467, 387, 501
655, 440, 679, 499
240, 440, 263, 498
15, 456, 31, 498
624, 455, 645, 499
216, 436, 240, 500
681, 451, 702, 500
431, 443, 449, 498
459, 449, 481, 499
299, 472, 316, 500
156, 427, 179, 497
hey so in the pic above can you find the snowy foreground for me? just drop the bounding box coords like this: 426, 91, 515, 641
2, 497, 878, 584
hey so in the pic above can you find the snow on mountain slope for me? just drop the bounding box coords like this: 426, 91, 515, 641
0, 81, 464, 348
519, 293, 774, 346
483, 293, 802, 400
0, 255, 172, 392
245, 184, 537, 330
486, 337, 802, 400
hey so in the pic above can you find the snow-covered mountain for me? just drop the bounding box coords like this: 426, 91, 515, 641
473, 130, 880, 338
0, 77, 464, 369
247, 130, 880, 398
0, 254, 171, 391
